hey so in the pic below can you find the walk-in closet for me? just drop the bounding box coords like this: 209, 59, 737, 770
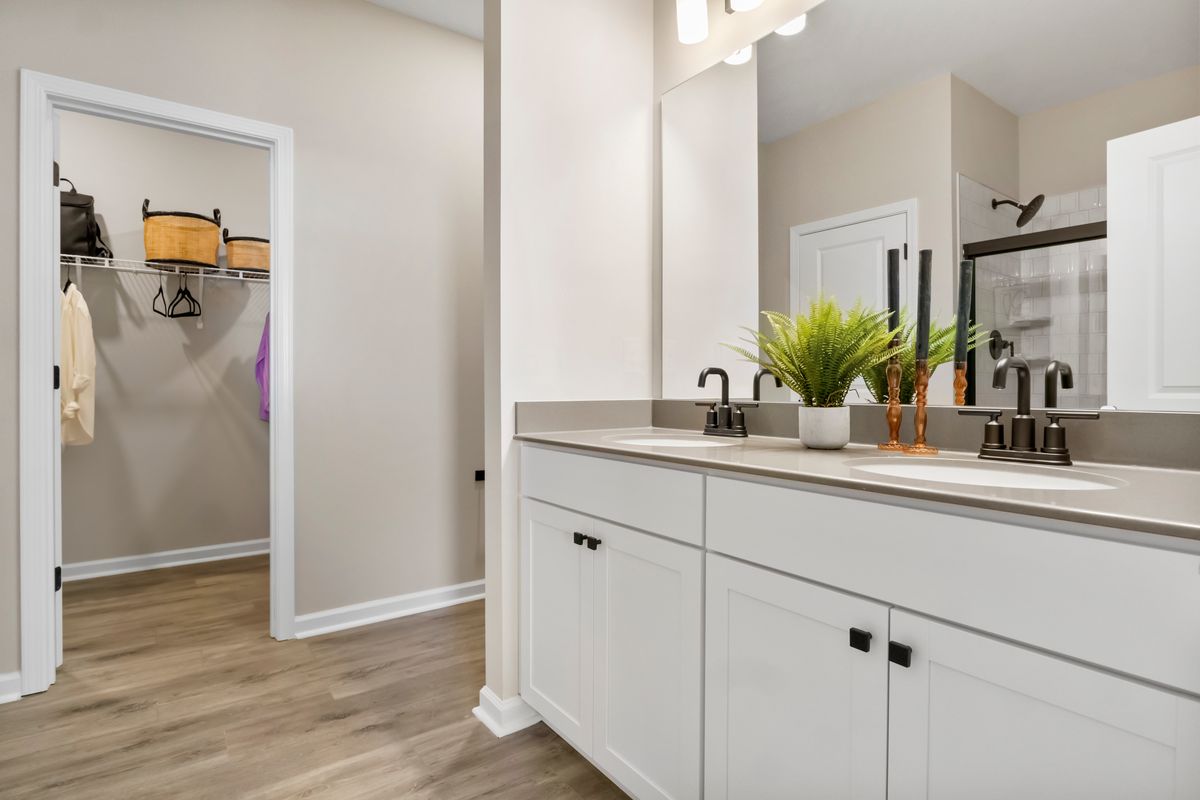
56, 110, 272, 655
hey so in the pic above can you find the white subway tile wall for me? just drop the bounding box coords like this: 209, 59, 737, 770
957, 176, 1107, 409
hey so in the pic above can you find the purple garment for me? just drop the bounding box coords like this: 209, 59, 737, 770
256, 313, 270, 421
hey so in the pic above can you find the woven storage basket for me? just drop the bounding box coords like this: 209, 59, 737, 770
143, 198, 220, 270
223, 228, 271, 272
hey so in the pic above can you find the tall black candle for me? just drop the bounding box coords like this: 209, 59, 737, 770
915, 249, 932, 359
954, 259, 974, 363
886, 248, 900, 335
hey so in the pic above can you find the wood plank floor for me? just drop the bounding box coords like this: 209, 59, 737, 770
0, 556, 626, 799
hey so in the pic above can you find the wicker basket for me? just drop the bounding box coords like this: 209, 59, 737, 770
143, 198, 220, 270
222, 228, 271, 272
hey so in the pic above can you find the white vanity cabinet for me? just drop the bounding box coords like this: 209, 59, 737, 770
519, 444, 1200, 799
704, 554, 889, 800
888, 611, 1200, 800
520, 445, 705, 800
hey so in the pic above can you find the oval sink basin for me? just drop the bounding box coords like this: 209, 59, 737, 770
849, 457, 1125, 491
607, 435, 741, 448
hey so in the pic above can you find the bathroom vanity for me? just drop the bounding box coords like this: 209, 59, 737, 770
515, 430, 1200, 800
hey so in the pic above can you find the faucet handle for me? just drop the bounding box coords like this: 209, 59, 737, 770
1045, 411, 1099, 421
958, 408, 1003, 421
1042, 410, 1098, 455
695, 401, 719, 431
958, 407, 1006, 450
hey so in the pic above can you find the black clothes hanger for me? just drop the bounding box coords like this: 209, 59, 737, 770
152, 273, 169, 317
167, 273, 202, 318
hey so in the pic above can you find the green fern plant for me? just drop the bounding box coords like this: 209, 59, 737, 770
863, 316, 985, 404
725, 299, 903, 408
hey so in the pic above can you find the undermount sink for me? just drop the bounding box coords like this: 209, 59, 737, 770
607, 434, 741, 448
849, 457, 1125, 491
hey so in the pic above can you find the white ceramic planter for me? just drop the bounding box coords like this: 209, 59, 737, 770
798, 405, 850, 449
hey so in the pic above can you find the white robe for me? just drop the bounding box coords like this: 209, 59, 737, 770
61, 284, 96, 445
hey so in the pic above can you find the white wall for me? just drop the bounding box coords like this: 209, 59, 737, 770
58, 112, 270, 563
0, 0, 483, 675
662, 57, 759, 399
483, 0, 654, 704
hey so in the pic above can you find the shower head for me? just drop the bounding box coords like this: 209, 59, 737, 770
992, 194, 1045, 228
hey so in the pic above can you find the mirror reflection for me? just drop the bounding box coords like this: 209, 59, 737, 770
661, 0, 1200, 411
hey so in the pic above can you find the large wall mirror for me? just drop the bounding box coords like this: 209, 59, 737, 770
661, 0, 1200, 412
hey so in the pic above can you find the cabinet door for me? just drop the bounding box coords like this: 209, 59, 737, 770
888, 611, 1200, 800
592, 521, 703, 800
520, 499, 594, 751
705, 554, 889, 799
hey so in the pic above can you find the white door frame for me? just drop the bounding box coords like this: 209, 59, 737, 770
18, 69, 296, 696
788, 198, 919, 315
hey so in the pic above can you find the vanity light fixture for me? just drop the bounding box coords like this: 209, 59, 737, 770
726, 0, 765, 12
724, 45, 753, 65
676, 0, 709, 44
774, 14, 807, 35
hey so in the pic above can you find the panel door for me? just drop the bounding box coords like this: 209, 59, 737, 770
791, 210, 909, 315
888, 610, 1200, 800
1108, 114, 1200, 410
592, 521, 703, 800
705, 554, 889, 799
519, 499, 594, 752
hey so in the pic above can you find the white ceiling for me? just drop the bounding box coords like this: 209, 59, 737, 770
757, 0, 1200, 143
366, 0, 484, 40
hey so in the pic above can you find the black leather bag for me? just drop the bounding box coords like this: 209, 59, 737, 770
60, 178, 113, 258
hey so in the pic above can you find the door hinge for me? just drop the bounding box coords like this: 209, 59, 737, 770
888, 641, 912, 668
53, 365, 60, 390
55, 566, 62, 591
903, 243, 909, 260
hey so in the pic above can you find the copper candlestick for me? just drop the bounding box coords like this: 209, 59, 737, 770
953, 361, 968, 406
904, 359, 938, 455
878, 354, 904, 450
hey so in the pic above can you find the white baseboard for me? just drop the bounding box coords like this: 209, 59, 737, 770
473, 685, 541, 738
0, 672, 21, 705
62, 538, 269, 582
293, 579, 484, 639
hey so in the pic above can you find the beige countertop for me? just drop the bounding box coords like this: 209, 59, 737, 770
515, 427, 1200, 542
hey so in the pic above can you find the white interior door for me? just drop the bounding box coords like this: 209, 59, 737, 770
789, 207, 911, 402
791, 209, 910, 315
1108, 114, 1200, 410
592, 520, 703, 800
52, 110, 63, 671
519, 499, 594, 752
887, 610, 1200, 800
705, 554, 889, 799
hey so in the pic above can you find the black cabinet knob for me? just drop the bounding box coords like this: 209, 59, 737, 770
849, 628, 872, 653
572, 532, 586, 546
586, 536, 601, 551
888, 641, 913, 668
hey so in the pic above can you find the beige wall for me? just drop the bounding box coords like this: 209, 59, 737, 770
951, 76, 1020, 202
653, 0, 826, 96
58, 112, 270, 564
662, 56, 759, 399
0, 0, 483, 674
484, 0, 654, 701
1019, 66, 1200, 198
759, 75, 956, 328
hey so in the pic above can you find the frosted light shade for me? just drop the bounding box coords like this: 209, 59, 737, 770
676, 0, 708, 44
724, 45, 753, 65
774, 14, 807, 35
729, 0, 764, 10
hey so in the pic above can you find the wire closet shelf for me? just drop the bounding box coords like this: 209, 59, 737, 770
58, 253, 270, 283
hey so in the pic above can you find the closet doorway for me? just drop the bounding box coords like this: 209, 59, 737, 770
18, 71, 296, 697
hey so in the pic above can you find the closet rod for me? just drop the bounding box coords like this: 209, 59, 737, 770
58, 254, 270, 283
